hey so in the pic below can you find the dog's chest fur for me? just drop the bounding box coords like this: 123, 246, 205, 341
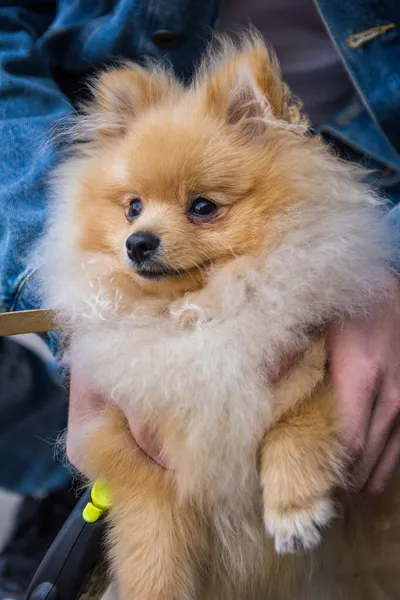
44, 195, 388, 506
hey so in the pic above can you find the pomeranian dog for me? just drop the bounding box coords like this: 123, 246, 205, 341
41, 33, 400, 599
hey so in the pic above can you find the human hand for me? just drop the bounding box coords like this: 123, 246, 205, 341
327, 274, 400, 494
67, 358, 167, 471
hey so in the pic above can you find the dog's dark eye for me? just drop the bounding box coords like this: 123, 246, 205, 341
189, 198, 218, 218
127, 199, 142, 220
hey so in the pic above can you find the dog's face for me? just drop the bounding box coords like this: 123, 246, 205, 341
73, 38, 308, 296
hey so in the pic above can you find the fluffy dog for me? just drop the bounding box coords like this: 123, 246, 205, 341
42, 33, 400, 600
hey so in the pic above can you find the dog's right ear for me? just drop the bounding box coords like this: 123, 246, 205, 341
82, 64, 180, 139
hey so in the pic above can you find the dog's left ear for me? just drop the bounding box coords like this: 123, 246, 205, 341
197, 36, 308, 139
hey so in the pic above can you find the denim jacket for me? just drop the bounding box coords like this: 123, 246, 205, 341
1, 0, 400, 345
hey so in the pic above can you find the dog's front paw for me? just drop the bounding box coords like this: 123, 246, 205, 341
264, 497, 334, 554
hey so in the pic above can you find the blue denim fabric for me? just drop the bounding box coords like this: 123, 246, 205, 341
1, 0, 400, 494
317, 0, 400, 160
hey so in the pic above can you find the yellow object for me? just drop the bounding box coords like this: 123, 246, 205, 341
82, 478, 112, 523
82, 502, 103, 523
91, 479, 112, 511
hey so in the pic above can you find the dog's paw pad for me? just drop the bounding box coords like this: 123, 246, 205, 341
264, 498, 334, 555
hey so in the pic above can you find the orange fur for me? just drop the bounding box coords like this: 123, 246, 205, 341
45, 33, 400, 599
85, 410, 209, 600
73, 39, 304, 300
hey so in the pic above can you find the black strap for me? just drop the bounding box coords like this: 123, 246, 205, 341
25, 490, 107, 600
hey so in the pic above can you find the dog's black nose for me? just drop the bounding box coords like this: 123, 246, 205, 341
126, 232, 160, 264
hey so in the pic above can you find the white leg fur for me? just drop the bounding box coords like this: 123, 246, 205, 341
264, 497, 334, 554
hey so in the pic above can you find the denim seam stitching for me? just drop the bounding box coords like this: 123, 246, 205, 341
10, 268, 38, 313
